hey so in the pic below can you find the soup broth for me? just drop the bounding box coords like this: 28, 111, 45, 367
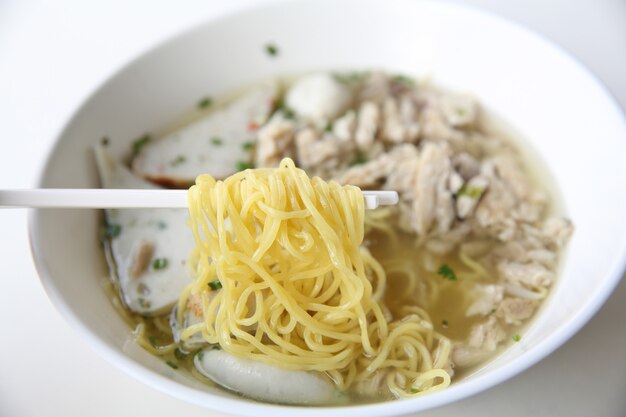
98, 71, 572, 405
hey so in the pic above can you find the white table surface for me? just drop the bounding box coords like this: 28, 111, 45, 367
1, 1, 625, 416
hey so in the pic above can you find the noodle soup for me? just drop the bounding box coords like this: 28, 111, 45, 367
98, 71, 572, 404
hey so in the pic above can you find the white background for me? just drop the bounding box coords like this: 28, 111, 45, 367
0, 1, 625, 416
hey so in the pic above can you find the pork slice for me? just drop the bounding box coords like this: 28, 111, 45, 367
440, 93, 478, 127
331, 110, 357, 141
473, 160, 519, 241
383, 145, 421, 194
540, 217, 574, 251
358, 72, 392, 103
466, 284, 504, 317
497, 297, 536, 325
453, 152, 481, 180
451, 344, 491, 368
381, 96, 420, 144
456, 175, 489, 220
423, 222, 473, 255
453, 316, 507, 367
497, 260, 554, 289
335, 144, 418, 189
295, 128, 355, 179
411, 142, 456, 235
355, 101, 380, 151
467, 316, 506, 351
255, 114, 296, 168
419, 107, 466, 145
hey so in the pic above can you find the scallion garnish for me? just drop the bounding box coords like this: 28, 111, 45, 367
105, 223, 122, 238
165, 360, 178, 369
211, 137, 223, 146
174, 348, 187, 360
272, 98, 295, 119
198, 97, 212, 109
131, 134, 151, 156
513, 334, 522, 342
332, 72, 369, 84
208, 280, 222, 291
138, 298, 151, 309
392, 74, 415, 86
349, 153, 368, 166
236, 161, 253, 171
153, 258, 168, 270
457, 184, 484, 199
437, 264, 457, 281
265, 43, 278, 57
170, 155, 186, 166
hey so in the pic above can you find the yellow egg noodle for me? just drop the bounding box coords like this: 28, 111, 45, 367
177, 158, 451, 396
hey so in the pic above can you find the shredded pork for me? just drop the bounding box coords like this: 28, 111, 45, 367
262, 72, 573, 370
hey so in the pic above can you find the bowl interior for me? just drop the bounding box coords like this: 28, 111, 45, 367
29, 0, 626, 416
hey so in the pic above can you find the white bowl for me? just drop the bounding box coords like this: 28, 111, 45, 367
29, 0, 626, 416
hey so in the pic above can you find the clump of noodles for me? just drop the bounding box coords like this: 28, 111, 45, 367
178, 158, 451, 396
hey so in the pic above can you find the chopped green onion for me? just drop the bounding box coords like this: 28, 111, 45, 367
100, 136, 110, 146
170, 155, 186, 166
174, 348, 187, 360
272, 98, 295, 119
208, 280, 223, 291
457, 184, 484, 199
148, 335, 158, 347
437, 263, 457, 281
441, 319, 449, 327
324, 120, 334, 132
332, 72, 369, 84
196, 350, 204, 360
349, 153, 368, 167
282, 107, 295, 119
105, 223, 122, 238
165, 360, 178, 369
236, 161, 253, 171
153, 258, 168, 270
242, 142, 254, 151
265, 43, 279, 56
211, 137, 223, 146
410, 387, 421, 393
490, 308, 497, 314
197, 97, 212, 109
138, 298, 151, 309
131, 134, 151, 156
512, 334, 522, 342
455, 108, 466, 117
210, 344, 221, 350
392, 74, 416, 86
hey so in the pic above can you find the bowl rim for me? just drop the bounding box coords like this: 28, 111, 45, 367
27, 0, 626, 415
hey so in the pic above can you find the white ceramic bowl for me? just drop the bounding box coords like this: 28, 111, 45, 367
29, 0, 626, 416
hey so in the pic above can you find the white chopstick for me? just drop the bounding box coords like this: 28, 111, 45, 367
0, 189, 398, 210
